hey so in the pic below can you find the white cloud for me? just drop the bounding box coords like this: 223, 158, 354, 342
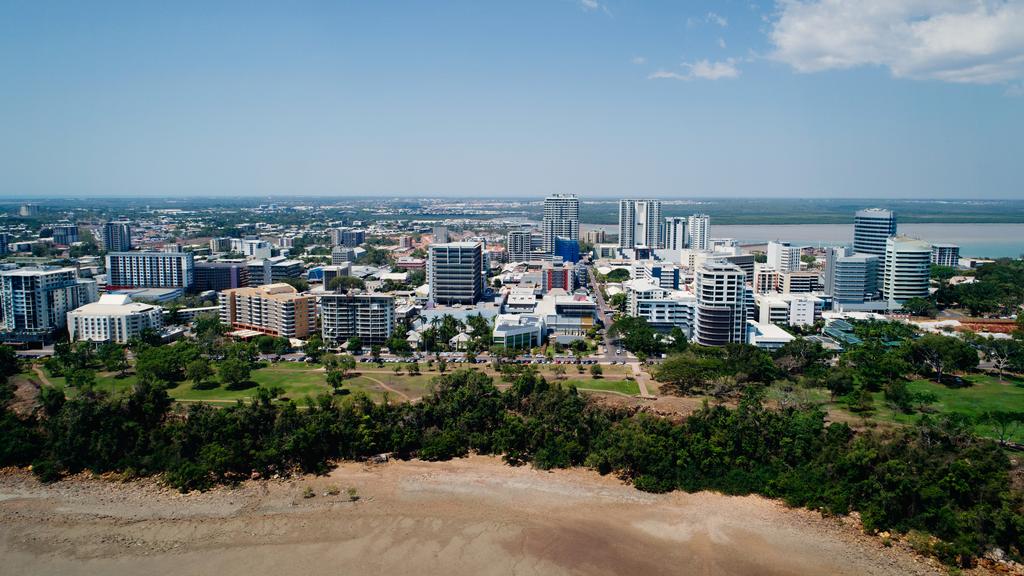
579, 0, 600, 10
718, 37, 727, 49
649, 58, 741, 81
768, 0, 1024, 84
632, 56, 647, 65
707, 11, 729, 27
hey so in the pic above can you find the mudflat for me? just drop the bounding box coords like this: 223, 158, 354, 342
0, 456, 944, 576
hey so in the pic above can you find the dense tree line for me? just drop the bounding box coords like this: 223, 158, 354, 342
0, 363, 1021, 565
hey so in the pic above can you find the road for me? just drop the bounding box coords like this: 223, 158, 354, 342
588, 265, 630, 363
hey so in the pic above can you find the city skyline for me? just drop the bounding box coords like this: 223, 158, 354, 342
2, 1, 1022, 199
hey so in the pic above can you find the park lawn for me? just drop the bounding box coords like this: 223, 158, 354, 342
835, 373, 1024, 444
567, 378, 640, 395
169, 363, 331, 403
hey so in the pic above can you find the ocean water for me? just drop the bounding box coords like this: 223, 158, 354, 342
581, 223, 1024, 259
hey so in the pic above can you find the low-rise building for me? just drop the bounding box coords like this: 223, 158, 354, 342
67, 294, 164, 344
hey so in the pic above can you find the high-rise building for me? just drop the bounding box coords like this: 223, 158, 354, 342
230, 238, 273, 259
340, 229, 365, 247
623, 279, 696, 336
617, 199, 662, 249
931, 243, 960, 268
428, 242, 484, 305
663, 217, 687, 250
506, 230, 532, 263
686, 214, 711, 252
766, 241, 803, 273
541, 262, 574, 293
18, 204, 39, 217
193, 261, 250, 292
433, 225, 450, 244
248, 258, 303, 286
853, 208, 897, 257
52, 222, 79, 246
209, 237, 233, 252
882, 236, 931, 305
0, 233, 10, 256
583, 229, 607, 245
67, 294, 164, 344
102, 220, 133, 252
320, 292, 395, 346
694, 260, 747, 346
0, 267, 98, 342
824, 247, 880, 304
105, 251, 194, 290
542, 195, 579, 253
219, 283, 316, 338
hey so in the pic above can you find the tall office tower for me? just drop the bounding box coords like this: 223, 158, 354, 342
882, 236, 931, 305
105, 251, 195, 289
617, 199, 662, 249
931, 243, 960, 268
542, 194, 579, 253
824, 247, 880, 304
52, 222, 79, 245
686, 214, 711, 252
0, 267, 98, 342
853, 208, 896, 257
766, 241, 804, 273
102, 220, 133, 252
506, 230, 532, 263
663, 217, 687, 250
0, 233, 10, 256
219, 283, 316, 338
428, 242, 484, 305
554, 236, 580, 263
694, 260, 747, 346
433, 225, 450, 244
320, 292, 395, 346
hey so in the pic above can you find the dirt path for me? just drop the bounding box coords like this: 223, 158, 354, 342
31, 365, 52, 387
0, 457, 952, 576
359, 373, 412, 401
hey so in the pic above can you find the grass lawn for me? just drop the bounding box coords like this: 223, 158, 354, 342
566, 378, 640, 395
832, 373, 1024, 444
170, 363, 331, 403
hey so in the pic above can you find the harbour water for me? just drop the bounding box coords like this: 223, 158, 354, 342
582, 223, 1024, 259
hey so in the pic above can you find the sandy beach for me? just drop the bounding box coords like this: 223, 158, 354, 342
0, 456, 949, 576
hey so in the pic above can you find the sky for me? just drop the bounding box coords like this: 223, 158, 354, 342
1, 0, 1023, 200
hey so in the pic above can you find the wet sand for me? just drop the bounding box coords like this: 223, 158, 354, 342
0, 456, 945, 576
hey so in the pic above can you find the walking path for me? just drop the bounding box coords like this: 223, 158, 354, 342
629, 362, 655, 399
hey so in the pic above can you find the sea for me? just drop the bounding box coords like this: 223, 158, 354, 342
580, 223, 1024, 259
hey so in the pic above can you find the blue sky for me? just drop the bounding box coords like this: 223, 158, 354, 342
1, 0, 1022, 199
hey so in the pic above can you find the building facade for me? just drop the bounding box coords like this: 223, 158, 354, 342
320, 292, 395, 346
52, 223, 79, 246
428, 242, 484, 305
193, 261, 250, 292
506, 229, 532, 263
853, 208, 897, 257
766, 241, 803, 273
618, 199, 662, 249
663, 217, 687, 250
219, 283, 315, 338
686, 214, 711, 252
541, 194, 579, 253
824, 247, 879, 304
931, 243, 960, 268
0, 267, 98, 342
102, 220, 132, 252
694, 260, 747, 346
882, 236, 931, 305
105, 251, 195, 290
67, 294, 164, 344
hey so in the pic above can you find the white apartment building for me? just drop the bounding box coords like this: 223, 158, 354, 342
694, 260, 747, 346
663, 217, 687, 250
766, 241, 804, 273
624, 279, 696, 336
105, 251, 195, 290
428, 242, 485, 305
931, 243, 960, 268
754, 293, 823, 327
67, 294, 163, 344
541, 195, 579, 253
0, 267, 98, 342
882, 236, 932, 305
618, 199, 662, 249
320, 292, 395, 346
687, 214, 711, 252
506, 229, 532, 263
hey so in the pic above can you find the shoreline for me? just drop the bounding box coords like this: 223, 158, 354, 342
0, 456, 998, 576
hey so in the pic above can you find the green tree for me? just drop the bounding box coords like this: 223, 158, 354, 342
97, 343, 128, 375
327, 275, 366, 292
304, 334, 325, 362
186, 359, 215, 389
589, 364, 604, 379
218, 358, 251, 390
910, 333, 978, 383
901, 297, 938, 318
